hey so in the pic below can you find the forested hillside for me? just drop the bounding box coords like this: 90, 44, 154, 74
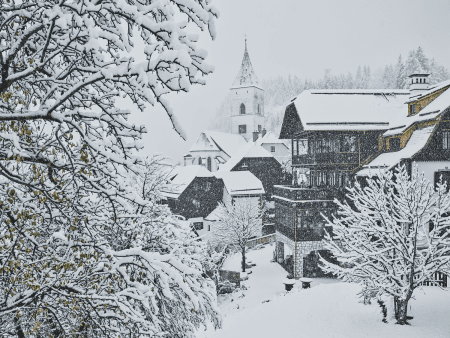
209, 47, 450, 135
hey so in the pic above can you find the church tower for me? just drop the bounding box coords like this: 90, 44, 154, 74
230, 40, 264, 141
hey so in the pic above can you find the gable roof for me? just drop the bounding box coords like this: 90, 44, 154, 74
160, 165, 213, 199
190, 131, 247, 158
384, 86, 450, 136
357, 125, 436, 177
231, 40, 261, 90
280, 89, 410, 137
255, 131, 288, 146
215, 171, 265, 195
218, 141, 274, 172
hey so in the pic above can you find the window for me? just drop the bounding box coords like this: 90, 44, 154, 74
258, 104, 261, 114
239, 124, 246, 134
258, 125, 262, 132
389, 138, 400, 151
410, 104, 416, 115
443, 131, 450, 149
271, 146, 275, 152
240, 103, 246, 114
341, 135, 357, 152
292, 139, 298, 155
193, 222, 203, 230
435, 171, 450, 192
298, 139, 308, 155
198, 157, 202, 165
207, 157, 212, 171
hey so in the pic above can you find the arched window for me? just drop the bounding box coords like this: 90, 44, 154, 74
207, 157, 212, 171
240, 103, 246, 114
198, 157, 202, 165
416, 78, 418, 83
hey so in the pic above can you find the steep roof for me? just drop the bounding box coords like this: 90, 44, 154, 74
190, 131, 247, 158
160, 165, 213, 199
215, 171, 265, 195
280, 90, 410, 137
385, 86, 450, 136
231, 40, 261, 89
295, 89, 409, 130
357, 126, 436, 177
218, 141, 274, 172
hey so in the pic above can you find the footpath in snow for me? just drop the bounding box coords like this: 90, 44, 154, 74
198, 244, 450, 338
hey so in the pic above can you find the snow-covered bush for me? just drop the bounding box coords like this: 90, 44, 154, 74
0, 0, 219, 336
321, 165, 450, 325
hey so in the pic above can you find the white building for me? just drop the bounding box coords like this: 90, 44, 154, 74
255, 130, 290, 165
184, 131, 247, 172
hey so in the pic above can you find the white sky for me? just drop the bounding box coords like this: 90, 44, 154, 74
127, 0, 450, 164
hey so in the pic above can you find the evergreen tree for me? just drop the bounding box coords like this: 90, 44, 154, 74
394, 54, 406, 88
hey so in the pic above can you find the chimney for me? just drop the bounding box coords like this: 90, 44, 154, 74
408, 73, 430, 96
253, 130, 259, 142
262, 128, 267, 137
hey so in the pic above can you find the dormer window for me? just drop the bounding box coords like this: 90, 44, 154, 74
410, 104, 416, 115
443, 131, 450, 149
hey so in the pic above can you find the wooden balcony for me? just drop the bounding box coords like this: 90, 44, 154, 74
292, 152, 359, 166
273, 185, 344, 202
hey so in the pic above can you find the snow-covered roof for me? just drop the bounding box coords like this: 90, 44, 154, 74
215, 171, 265, 195
384, 86, 450, 136
204, 206, 221, 222
161, 165, 213, 198
255, 131, 287, 146
407, 79, 450, 103
218, 141, 274, 172
291, 90, 410, 131
190, 131, 247, 158
357, 126, 436, 176
231, 40, 261, 90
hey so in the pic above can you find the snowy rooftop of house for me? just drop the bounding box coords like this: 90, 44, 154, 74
218, 141, 274, 172
357, 126, 436, 177
190, 131, 247, 158
215, 171, 265, 196
255, 131, 287, 145
384, 86, 450, 136
292, 89, 410, 131
230, 40, 261, 90
407, 79, 450, 103
160, 165, 213, 198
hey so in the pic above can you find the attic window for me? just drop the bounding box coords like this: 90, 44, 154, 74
410, 104, 416, 115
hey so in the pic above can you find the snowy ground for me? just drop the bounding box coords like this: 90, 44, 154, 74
198, 244, 450, 338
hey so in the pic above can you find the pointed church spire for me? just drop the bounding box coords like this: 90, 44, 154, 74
231, 38, 260, 89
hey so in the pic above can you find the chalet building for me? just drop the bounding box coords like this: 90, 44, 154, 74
356, 76, 450, 186
160, 165, 223, 230
219, 140, 287, 200
275, 88, 411, 278
184, 131, 247, 172
201, 171, 265, 241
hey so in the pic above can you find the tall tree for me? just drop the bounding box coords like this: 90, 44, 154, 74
211, 198, 263, 272
0, 0, 219, 336
321, 165, 450, 325
394, 54, 406, 88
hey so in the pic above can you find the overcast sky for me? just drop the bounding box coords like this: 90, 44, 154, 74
127, 0, 450, 164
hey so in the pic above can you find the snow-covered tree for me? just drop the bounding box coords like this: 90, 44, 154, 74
0, 0, 219, 336
211, 198, 263, 272
321, 165, 450, 325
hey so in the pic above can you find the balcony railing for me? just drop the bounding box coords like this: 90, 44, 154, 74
292, 152, 359, 166
273, 185, 344, 202
276, 224, 333, 242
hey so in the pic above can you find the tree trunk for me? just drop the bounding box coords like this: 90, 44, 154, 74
396, 298, 410, 325
241, 247, 246, 272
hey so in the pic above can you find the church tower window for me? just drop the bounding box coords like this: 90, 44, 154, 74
207, 157, 212, 171
240, 103, 246, 114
